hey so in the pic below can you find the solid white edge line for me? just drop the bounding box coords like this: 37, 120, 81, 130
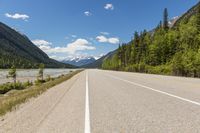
84, 71, 91, 133
107, 74, 200, 106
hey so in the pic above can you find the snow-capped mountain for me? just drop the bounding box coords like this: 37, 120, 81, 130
168, 16, 179, 27
62, 56, 97, 67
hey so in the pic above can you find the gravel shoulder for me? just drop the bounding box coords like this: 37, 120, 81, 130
0, 71, 86, 133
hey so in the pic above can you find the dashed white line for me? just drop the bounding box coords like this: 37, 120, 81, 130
84, 71, 91, 133
107, 74, 200, 106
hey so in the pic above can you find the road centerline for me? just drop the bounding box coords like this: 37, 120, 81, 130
84, 71, 91, 133
106, 73, 200, 107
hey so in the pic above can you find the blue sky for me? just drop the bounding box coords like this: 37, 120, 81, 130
0, 0, 199, 60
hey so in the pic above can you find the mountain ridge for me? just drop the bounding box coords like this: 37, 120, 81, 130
82, 50, 116, 68
0, 22, 74, 68
101, 2, 200, 78
62, 56, 96, 67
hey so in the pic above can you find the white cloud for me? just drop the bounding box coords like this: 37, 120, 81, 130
49, 55, 66, 61
94, 53, 104, 60
104, 4, 114, 10
108, 38, 120, 44
71, 35, 77, 38
100, 32, 110, 35
96, 35, 119, 44
5, 13, 29, 20
33, 38, 95, 54
96, 36, 108, 43
84, 11, 92, 16
64, 39, 95, 54
32, 39, 52, 46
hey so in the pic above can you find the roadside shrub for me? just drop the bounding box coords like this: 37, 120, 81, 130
0, 84, 12, 94
14, 82, 25, 90
138, 63, 146, 73
147, 65, 171, 75
24, 80, 33, 88
34, 79, 46, 85
45, 75, 52, 82
0, 82, 27, 94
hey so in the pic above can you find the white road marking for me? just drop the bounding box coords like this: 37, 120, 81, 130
84, 71, 91, 133
107, 74, 200, 106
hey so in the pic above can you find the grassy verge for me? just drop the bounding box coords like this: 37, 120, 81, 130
0, 70, 82, 116
0, 81, 33, 94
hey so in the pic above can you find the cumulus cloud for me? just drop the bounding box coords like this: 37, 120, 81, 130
100, 32, 110, 35
104, 4, 114, 10
49, 55, 66, 61
96, 36, 107, 43
63, 39, 95, 54
33, 38, 95, 54
84, 11, 92, 16
96, 35, 119, 44
108, 38, 120, 44
94, 53, 104, 60
5, 13, 29, 20
32, 39, 52, 46
32, 40, 52, 53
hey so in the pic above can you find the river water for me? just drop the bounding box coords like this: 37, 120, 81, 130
0, 69, 77, 84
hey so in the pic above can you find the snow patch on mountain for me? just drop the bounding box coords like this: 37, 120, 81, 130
62, 55, 103, 67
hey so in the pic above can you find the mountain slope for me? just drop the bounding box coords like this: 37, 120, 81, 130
102, 2, 200, 77
0, 22, 73, 68
82, 50, 116, 68
173, 1, 200, 28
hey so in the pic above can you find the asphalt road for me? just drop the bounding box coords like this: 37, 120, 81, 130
1, 69, 200, 133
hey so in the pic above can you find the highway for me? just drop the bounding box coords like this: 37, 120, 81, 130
0, 69, 200, 133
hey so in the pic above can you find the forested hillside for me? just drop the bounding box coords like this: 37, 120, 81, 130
102, 3, 200, 78
0, 22, 73, 68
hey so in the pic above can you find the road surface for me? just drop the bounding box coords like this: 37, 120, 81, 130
0, 69, 200, 133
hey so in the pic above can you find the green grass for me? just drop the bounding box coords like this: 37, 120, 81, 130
0, 70, 82, 116
0, 81, 33, 94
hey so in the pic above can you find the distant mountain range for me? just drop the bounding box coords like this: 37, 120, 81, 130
0, 22, 74, 68
62, 51, 116, 68
82, 50, 117, 68
62, 56, 96, 67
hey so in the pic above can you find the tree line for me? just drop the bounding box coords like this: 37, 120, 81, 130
102, 7, 200, 78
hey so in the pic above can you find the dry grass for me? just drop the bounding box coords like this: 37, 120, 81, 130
0, 70, 82, 116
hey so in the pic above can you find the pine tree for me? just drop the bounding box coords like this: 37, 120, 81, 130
38, 63, 45, 81
117, 45, 123, 67
134, 32, 140, 46
196, 5, 200, 32
159, 21, 162, 28
163, 8, 169, 30
7, 66, 17, 84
